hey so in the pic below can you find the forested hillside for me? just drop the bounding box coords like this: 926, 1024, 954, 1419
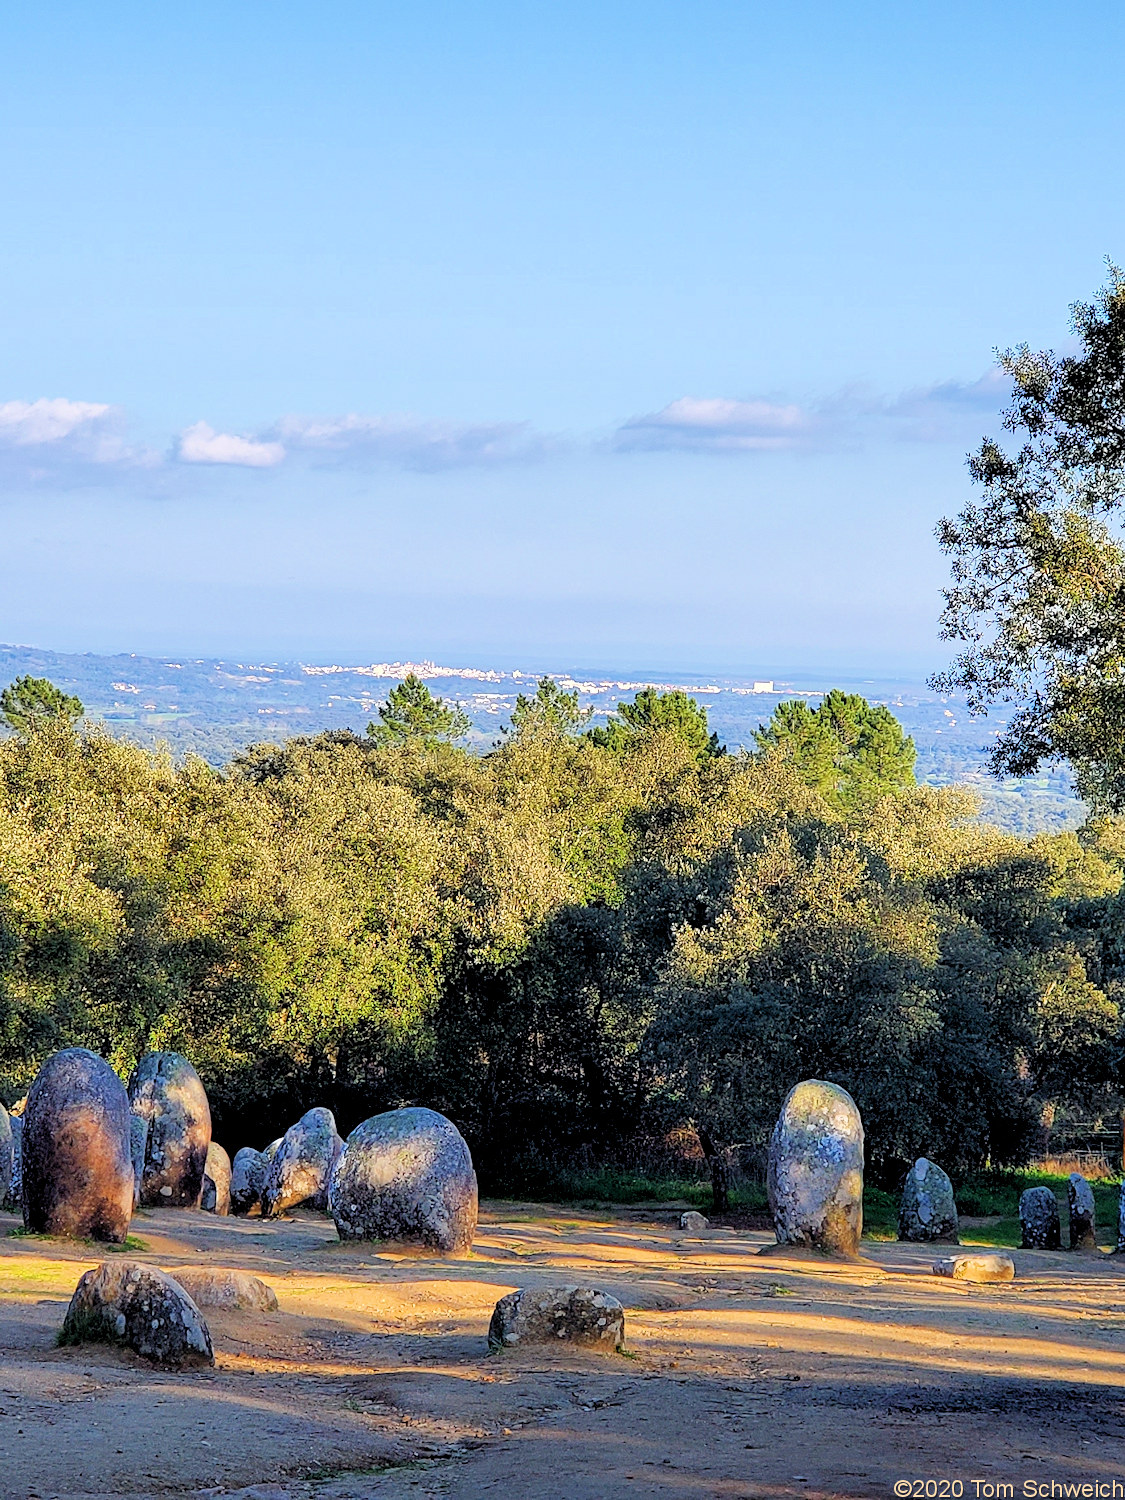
0, 673, 1119, 1193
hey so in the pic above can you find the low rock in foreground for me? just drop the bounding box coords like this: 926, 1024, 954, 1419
171, 1267, 278, 1311
61, 1261, 214, 1366
932, 1253, 1015, 1283
488, 1285, 625, 1353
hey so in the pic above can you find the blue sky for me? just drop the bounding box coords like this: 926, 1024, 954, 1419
3, 2, 1124, 673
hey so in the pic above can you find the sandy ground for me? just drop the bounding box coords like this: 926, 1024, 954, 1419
0, 1204, 1122, 1500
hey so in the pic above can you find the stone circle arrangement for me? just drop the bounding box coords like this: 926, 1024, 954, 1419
8, 1052, 1123, 1368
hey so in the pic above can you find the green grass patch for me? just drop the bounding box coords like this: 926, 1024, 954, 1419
861, 1186, 899, 1240
54, 1308, 121, 1348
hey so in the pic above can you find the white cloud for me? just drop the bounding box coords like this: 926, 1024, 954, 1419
176, 422, 286, 468
274, 413, 548, 469
615, 396, 816, 452
615, 371, 1011, 454
0, 397, 113, 446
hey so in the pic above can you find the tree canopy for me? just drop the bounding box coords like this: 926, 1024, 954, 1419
0, 675, 83, 736
367, 674, 469, 748
588, 687, 723, 759
933, 266, 1125, 812
753, 689, 916, 807
0, 674, 1118, 1191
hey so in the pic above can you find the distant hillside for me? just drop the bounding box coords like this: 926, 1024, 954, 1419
0, 643, 1082, 834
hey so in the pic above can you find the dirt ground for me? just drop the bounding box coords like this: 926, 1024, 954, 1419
0, 1203, 1123, 1500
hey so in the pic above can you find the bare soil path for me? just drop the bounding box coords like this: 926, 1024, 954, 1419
0, 1203, 1122, 1500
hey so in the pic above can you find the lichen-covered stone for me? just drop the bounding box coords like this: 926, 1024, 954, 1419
261, 1108, 343, 1218
22, 1048, 134, 1242
488, 1286, 625, 1353
171, 1267, 278, 1312
128, 1052, 211, 1208
328, 1106, 477, 1255
1020, 1185, 1061, 1249
128, 1114, 147, 1207
898, 1158, 959, 1243
679, 1211, 709, 1233
932, 1253, 1014, 1283
1068, 1172, 1096, 1251
0, 1110, 13, 1211
61, 1261, 213, 1366
200, 1142, 231, 1215
767, 1079, 864, 1257
230, 1147, 266, 1216
8, 1114, 21, 1209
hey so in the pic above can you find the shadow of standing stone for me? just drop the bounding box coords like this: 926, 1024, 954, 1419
1020, 1185, 1061, 1249
22, 1049, 134, 1242
767, 1079, 864, 1258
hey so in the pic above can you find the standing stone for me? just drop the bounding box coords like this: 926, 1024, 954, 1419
61, 1262, 213, 1366
128, 1113, 147, 1206
767, 1080, 864, 1257
200, 1142, 231, 1215
1068, 1172, 1097, 1251
8, 1114, 21, 1209
128, 1052, 211, 1208
22, 1048, 134, 1242
261, 1108, 343, 1218
329, 1106, 478, 1256
1020, 1185, 1061, 1249
230, 1147, 266, 1216
0, 1111, 13, 1211
898, 1158, 959, 1243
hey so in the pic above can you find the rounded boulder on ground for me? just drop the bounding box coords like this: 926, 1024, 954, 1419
171, 1267, 278, 1312
61, 1261, 213, 1366
261, 1108, 343, 1218
328, 1105, 477, 1256
128, 1052, 212, 1208
200, 1142, 232, 1215
898, 1158, 958, 1243
22, 1048, 134, 1243
488, 1286, 625, 1353
1020, 1186, 1061, 1249
767, 1079, 864, 1257
1068, 1172, 1096, 1251
230, 1147, 266, 1216
932, 1253, 1014, 1283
